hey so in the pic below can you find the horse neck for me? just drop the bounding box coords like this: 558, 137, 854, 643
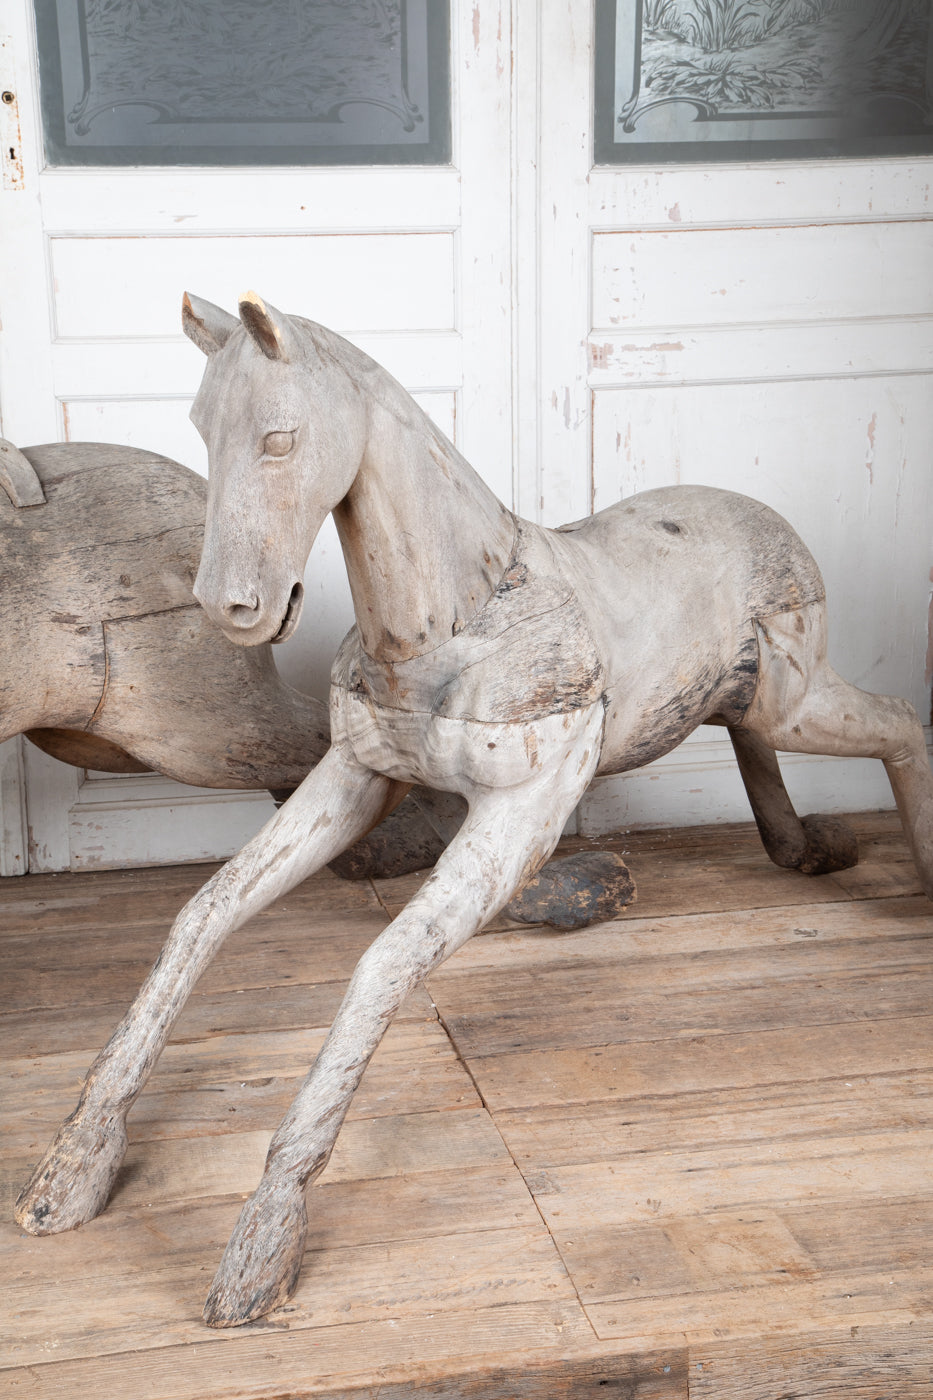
332, 371, 515, 665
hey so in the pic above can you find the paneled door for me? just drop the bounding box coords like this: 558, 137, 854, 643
525, 2, 933, 834
0, 0, 515, 872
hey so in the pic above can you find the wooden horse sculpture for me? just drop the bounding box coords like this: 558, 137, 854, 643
16, 292, 933, 1328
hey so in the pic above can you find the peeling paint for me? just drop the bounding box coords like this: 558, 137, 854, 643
865, 411, 877, 486
0, 61, 25, 191
616, 342, 684, 355
668, 202, 682, 222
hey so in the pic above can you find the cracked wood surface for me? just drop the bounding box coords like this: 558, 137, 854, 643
2, 809, 931, 1396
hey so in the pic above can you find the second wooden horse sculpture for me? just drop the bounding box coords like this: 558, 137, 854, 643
17, 292, 933, 1327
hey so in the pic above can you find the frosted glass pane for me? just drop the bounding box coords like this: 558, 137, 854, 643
35, 0, 450, 165
594, 0, 933, 164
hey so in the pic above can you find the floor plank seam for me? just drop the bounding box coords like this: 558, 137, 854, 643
366, 873, 395, 922
426, 992, 606, 1343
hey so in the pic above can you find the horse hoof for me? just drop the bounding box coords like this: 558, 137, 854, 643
203, 1179, 308, 1327
14, 1112, 128, 1235
797, 814, 859, 875
506, 850, 636, 931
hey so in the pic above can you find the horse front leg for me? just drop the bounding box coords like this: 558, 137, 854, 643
202, 713, 603, 1326
15, 746, 401, 1236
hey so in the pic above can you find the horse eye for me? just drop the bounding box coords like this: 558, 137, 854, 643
263, 431, 294, 458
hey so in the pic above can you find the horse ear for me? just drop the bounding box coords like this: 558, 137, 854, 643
182, 293, 238, 356
238, 290, 298, 363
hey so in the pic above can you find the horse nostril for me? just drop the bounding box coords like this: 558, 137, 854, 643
223, 594, 260, 626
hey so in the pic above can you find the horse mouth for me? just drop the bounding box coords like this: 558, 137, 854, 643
271, 581, 304, 644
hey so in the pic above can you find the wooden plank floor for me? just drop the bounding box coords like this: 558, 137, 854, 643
1, 809, 931, 1397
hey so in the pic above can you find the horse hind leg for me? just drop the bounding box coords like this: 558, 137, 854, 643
741, 602, 933, 898
729, 727, 858, 876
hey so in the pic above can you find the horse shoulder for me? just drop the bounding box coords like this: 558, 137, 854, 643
339, 521, 607, 728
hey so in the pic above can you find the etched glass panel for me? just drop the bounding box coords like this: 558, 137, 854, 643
595, 0, 933, 163
35, 0, 450, 165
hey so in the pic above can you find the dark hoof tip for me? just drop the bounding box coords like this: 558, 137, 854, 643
15, 1205, 49, 1235
506, 850, 636, 931
798, 814, 859, 875
203, 1278, 290, 1329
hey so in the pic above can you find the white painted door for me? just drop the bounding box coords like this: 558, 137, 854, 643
0, 0, 514, 871
523, 3, 933, 835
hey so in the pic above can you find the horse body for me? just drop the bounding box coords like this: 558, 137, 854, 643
329, 486, 801, 791
17, 291, 933, 1328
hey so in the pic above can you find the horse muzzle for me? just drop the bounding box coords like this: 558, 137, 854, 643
193, 575, 304, 647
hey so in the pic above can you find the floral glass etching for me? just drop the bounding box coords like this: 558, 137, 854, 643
595, 0, 933, 163
35, 0, 450, 165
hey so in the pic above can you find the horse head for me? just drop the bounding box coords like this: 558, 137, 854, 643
183, 291, 366, 647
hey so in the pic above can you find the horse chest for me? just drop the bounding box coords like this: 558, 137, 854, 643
336, 522, 606, 726
330, 656, 605, 796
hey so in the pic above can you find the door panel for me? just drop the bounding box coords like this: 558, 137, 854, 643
50, 232, 458, 336
591, 222, 933, 329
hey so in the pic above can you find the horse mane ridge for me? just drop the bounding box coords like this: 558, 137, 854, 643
293, 315, 432, 435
